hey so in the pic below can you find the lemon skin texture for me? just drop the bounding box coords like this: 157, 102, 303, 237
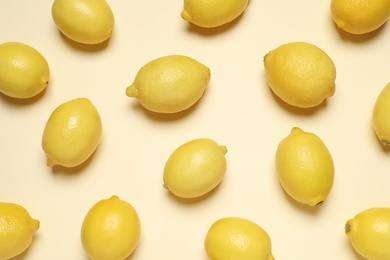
373, 83, 390, 145
0, 42, 50, 99
0, 202, 39, 260
264, 42, 336, 108
42, 98, 102, 168
181, 0, 249, 28
81, 196, 141, 260
163, 138, 227, 199
52, 0, 114, 44
275, 127, 334, 206
204, 217, 274, 260
126, 55, 210, 114
345, 207, 390, 260
331, 0, 390, 34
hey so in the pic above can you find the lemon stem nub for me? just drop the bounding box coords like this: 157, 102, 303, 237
315, 201, 324, 207
126, 85, 138, 98
46, 158, 56, 167
344, 222, 351, 233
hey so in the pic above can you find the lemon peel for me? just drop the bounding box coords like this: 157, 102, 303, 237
126, 55, 210, 114
52, 0, 114, 44
275, 127, 334, 206
373, 83, 390, 146
42, 98, 102, 168
0, 42, 50, 99
345, 207, 390, 259
204, 217, 274, 260
81, 195, 141, 260
0, 202, 39, 260
163, 138, 227, 198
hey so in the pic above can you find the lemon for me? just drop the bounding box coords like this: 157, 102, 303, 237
181, 0, 249, 28
52, 0, 114, 44
345, 207, 390, 260
81, 196, 141, 260
331, 0, 390, 34
42, 98, 102, 168
163, 138, 227, 198
373, 83, 390, 145
204, 217, 274, 260
275, 127, 334, 206
0, 42, 50, 99
0, 202, 39, 260
126, 55, 210, 114
264, 42, 336, 108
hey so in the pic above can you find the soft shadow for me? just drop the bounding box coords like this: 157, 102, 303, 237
0, 85, 47, 105
50, 146, 101, 175
163, 182, 223, 205
184, 11, 246, 36
58, 30, 111, 52
332, 18, 387, 43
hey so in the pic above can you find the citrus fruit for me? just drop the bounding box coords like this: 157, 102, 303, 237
275, 127, 334, 206
331, 0, 390, 34
126, 55, 210, 114
42, 98, 102, 168
181, 0, 249, 28
264, 42, 336, 108
345, 207, 390, 259
373, 82, 390, 145
0, 42, 49, 99
52, 0, 114, 44
163, 138, 227, 198
0, 202, 39, 260
204, 217, 274, 260
81, 196, 141, 260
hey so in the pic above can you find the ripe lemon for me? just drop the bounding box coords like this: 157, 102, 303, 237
42, 98, 102, 168
264, 42, 336, 108
52, 0, 114, 44
331, 0, 390, 34
204, 217, 274, 260
126, 55, 210, 114
275, 127, 334, 206
345, 207, 390, 260
81, 196, 141, 260
0, 42, 50, 99
181, 0, 249, 28
0, 202, 39, 260
373, 82, 390, 145
163, 138, 227, 198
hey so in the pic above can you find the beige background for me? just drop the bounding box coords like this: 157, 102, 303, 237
1, 0, 390, 259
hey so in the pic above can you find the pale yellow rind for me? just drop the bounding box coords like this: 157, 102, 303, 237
181, 0, 249, 28
81, 196, 141, 260
0, 202, 39, 260
373, 83, 390, 145
345, 207, 390, 259
42, 98, 102, 168
275, 127, 334, 206
331, 0, 390, 34
204, 217, 274, 260
0, 42, 50, 99
52, 0, 114, 44
163, 138, 227, 198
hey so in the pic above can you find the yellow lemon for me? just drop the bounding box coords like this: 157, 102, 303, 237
345, 207, 390, 260
264, 42, 336, 108
275, 127, 334, 206
181, 0, 249, 28
52, 0, 114, 44
331, 0, 390, 34
163, 138, 227, 198
126, 55, 210, 114
0, 202, 39, 260
373, 82, 390, 145
204, 217, 274, 260
42, 98, 102, 168
0, 42, 50, 99
81, 196, 141, 260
